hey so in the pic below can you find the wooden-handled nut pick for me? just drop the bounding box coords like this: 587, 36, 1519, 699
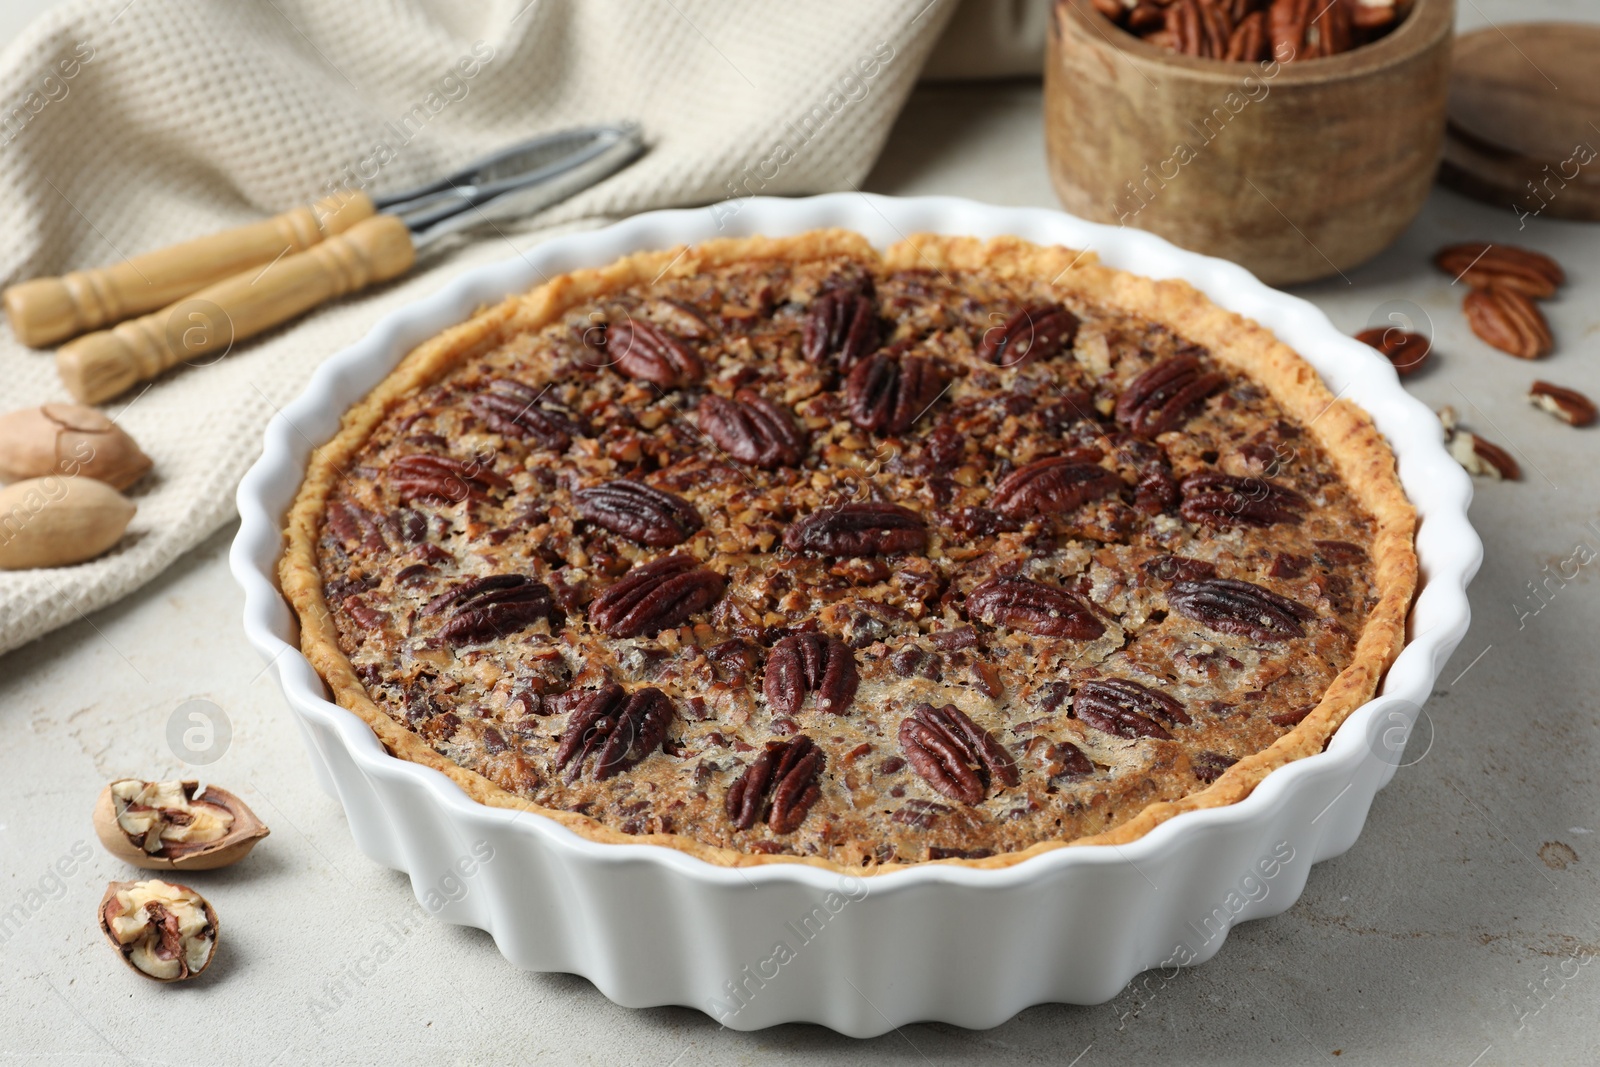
41, 123, 644, 404
4, 191, 376, 348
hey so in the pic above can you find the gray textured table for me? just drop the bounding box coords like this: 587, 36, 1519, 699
4, 4, 1598, 1064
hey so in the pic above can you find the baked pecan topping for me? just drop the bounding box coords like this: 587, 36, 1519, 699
1192, 750, 1239, 783
1463, 287, 1553, 359
726, 735, 826, 833
898, 703, 1019, 805
327, 499, 387, 554
1434, 242, 1565, 298
1178, 472, 1307, 528
588, 554, 726, 637
554, 683, 674, 781
1528, 381, 1598, 427
783, 503, 928, 557
1073, 678, 1191, 740
763, 633, 860, 716
1023, 735, 1094, 781
573, 479, 702, 546
976, 304, 1079, 368
802, 279, 879, 372
1313, 540, 1367, 565
590, 318, 703, 387
1114, 354, 1225, 436
698, 390, 807, 468
1143, 553, 1216, 583
469, 379, 585, 449
1169, 577, 1315, 641
991, 456, 1121, 520
845, 353, 946, 435
1355, 327, 1431, 377
386, 454, 509, 504
421, 574, 561, 646
966, 576, 1105, 640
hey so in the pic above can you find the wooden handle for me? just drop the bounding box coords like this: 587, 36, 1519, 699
5, 191, 377, 348
56, 214, 415, 404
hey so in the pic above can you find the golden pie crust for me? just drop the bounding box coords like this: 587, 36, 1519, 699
280, 230, 1416, 873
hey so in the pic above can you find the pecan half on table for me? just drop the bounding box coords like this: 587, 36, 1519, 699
1462, 287, 1554, 360
1434, 242, 1565, 298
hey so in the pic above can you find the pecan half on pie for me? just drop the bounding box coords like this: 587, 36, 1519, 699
281, 231, 1415, 871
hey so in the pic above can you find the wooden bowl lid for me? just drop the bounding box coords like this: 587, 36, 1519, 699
1440, 22, 1600, 220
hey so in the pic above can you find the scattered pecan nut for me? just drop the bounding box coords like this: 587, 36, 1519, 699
991, 456, 1121, 520
802, 278, 879, 372
1114, 354, 1225, 436
422, 574, 562, 645
1434, 242, 1565, 298
1169, 577, 1316, 641
1354, 327, 1431, 377
1448, 430, 1520, 481
574, 479, 703, 546
783, 502, 928, 557
846, 353, 947, 436
898, 703, 1019, 805
1528, 381, 1597, 428
590, 318, 703, 387
1073, 678, 1191, 741
588, 554, 726, 637
1178, 472, 1306, 528
469, 379, 585, 449
976, 304, 1079, 368
1463, 287, 1554, 359
726, 735, 826, 833
387, 453, 509, 504
698, 390, 807, 468
554, 683, 675, 781
966, 576, 1106, 640
763, 633, 860, 716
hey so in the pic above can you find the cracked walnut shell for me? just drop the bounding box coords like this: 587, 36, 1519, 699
99, 879, 218, 982
93, 779, 269, 871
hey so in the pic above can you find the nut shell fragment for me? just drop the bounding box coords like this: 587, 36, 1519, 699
99, 879, 218, 982
0, 404, 151, 488
0, 476, 135, 570
93, 779, 269, 871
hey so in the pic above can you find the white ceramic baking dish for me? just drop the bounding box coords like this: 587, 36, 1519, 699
231, 193, 1479, 1036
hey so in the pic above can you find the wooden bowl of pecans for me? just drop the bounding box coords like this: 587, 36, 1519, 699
1046, 0, 1455, 285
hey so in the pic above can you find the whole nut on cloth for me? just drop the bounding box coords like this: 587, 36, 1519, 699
99, 879, 218, 982
94, 779, 269, 871
0, 476, 135, 569
0, 404, 150, 489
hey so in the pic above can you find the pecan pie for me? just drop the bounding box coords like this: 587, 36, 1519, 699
280, 231, 1416, 871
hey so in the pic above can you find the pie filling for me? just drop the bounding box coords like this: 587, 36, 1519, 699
301, 235, 1398, 868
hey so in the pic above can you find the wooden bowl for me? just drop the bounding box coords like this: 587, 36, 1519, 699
1045, 0, 1455, 286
